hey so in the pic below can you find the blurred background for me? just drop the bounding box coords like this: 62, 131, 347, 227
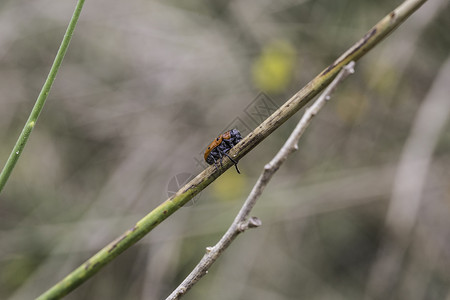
0, 0, 449, 299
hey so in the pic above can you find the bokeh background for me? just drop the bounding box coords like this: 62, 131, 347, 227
1, 0, 449, 299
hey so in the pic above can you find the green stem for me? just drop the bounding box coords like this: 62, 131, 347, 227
36, 0, 427, 299
0, 0, 86, 193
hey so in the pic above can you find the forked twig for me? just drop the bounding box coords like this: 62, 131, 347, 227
166, 61, 356, 300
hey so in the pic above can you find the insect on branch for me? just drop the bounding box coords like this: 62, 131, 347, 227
166, 61, 356, 300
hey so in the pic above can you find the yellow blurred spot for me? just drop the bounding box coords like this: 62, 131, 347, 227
212, 169, 246, 202
366, 63, 400, 104
335, 90, 369, 124
252, 39, 297, 93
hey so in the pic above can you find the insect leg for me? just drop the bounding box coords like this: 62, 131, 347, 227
220, 150, 241, 174
217, 151, 224, 167
212, 156, 219, 172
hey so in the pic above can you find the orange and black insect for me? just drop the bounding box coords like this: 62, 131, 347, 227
204, 129, 242, 174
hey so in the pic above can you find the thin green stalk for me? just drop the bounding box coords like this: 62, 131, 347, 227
36, 0, 427, 299
0, 0, 86, 193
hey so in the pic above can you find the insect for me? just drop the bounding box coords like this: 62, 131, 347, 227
204, 129, 242, 174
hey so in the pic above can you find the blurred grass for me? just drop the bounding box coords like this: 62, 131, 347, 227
0, 0, 449, 299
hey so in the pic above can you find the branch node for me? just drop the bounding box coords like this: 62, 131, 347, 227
248, 216, 262, 228
238, 217, 262, 232
205, 246, 213, 253
344, 61, 356, 73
